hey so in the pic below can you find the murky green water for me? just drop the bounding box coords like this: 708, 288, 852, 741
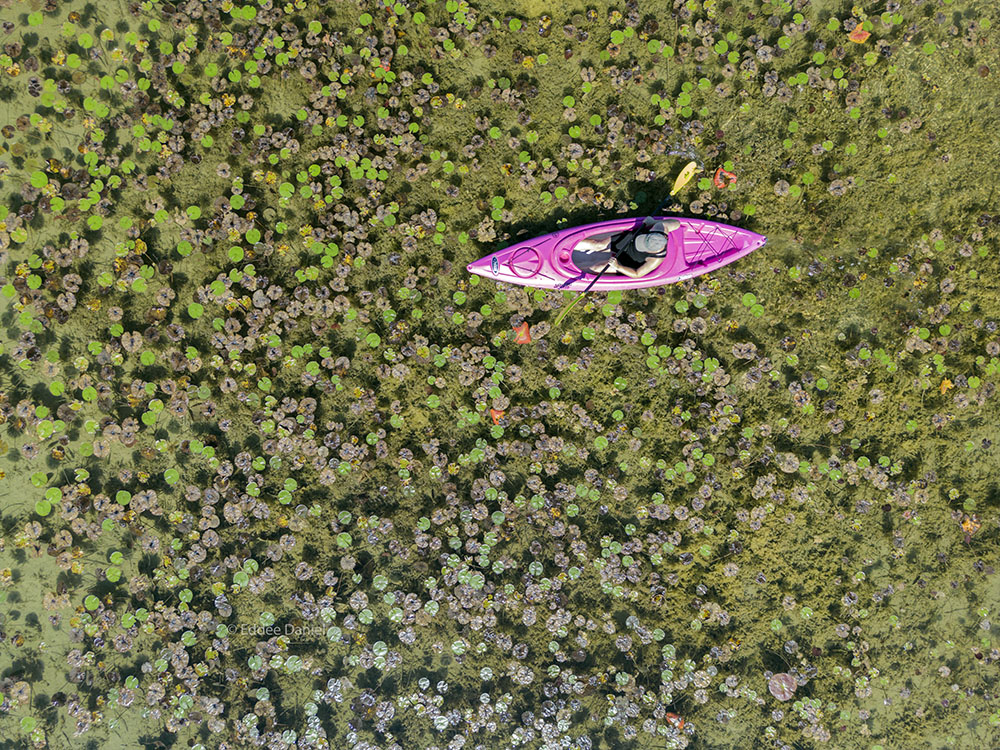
1, 0, 998, 748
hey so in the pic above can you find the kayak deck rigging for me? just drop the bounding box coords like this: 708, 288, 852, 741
682, 222, 747, 266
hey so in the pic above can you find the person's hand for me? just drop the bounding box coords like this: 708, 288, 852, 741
609, 259, 641, 278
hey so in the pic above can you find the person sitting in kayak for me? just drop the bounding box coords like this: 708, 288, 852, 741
573, 219, 680, 279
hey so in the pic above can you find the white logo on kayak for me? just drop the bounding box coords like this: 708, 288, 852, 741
491, 257, 499, 274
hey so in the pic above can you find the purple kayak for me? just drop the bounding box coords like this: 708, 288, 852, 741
466, 216, 766, 291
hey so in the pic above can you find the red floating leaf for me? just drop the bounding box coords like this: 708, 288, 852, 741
848, 26, 870, 43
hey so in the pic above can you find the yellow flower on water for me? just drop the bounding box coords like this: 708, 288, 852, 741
939, 378, 953, 395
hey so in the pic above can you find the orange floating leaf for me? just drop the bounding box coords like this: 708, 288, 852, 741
848, 26, 870, 43
490, 409, 505, 425
713, 166, 737, 189
513, 322, 531, 344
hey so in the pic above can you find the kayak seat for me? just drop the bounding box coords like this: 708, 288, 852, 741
569, 232, 617, 274
570, 246, 614, 274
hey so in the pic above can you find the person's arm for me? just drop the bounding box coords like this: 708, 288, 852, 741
610, 259, 641, 278
614, 255, 662, 279
635, 255, 663, 277
601, 258, 626, 276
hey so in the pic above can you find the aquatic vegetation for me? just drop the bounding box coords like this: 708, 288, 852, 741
0, 0, 999, 748
768, 672, 797, 702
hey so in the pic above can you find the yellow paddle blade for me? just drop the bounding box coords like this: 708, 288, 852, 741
553, 291, 586, 328
670, 160, 700, 196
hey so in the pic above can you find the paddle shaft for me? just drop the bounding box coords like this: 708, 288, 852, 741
554, 196, 675, 327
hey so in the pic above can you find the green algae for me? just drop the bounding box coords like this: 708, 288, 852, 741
0, 0, 999, 748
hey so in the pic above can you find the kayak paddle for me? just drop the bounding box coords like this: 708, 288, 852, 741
670, 160, 701, 196
552, 193, 675, 328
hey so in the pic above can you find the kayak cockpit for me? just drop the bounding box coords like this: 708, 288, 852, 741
558, 225, 688, 279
